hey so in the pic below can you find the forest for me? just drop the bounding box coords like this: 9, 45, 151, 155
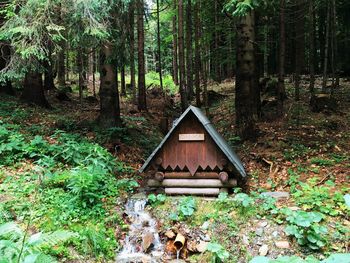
0, 0, 349, 262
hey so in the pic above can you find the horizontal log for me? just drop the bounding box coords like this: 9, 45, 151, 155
164, 172, 219, 179
155, 172, 165, 182
147, 179, 237, 188
165, 188, 220, 196
219, 172, 229, 183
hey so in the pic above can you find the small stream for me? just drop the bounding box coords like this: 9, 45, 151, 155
116, 198, 163, 263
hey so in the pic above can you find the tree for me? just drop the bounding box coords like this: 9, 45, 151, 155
98, 42, 121, 127
128, 1, 136, 103
178, 0, 188, 111
156, 0, 163, 91
194, 0, 201, 107
172, 0, 179, 85
137, 0, 147, 111
277, 0, 286, 115
185, 0, 193, 99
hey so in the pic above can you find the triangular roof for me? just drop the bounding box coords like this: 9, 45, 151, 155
140, 105, 247, 178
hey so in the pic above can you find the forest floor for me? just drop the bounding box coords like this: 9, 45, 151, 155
0, 76, 349, 262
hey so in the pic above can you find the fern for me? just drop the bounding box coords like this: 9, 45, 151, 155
0, 222, 76, 263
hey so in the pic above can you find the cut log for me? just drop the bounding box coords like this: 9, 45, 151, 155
165, 188, 220, 195
219, 172, 229, 183
164, 172, 219, 179
155, 157, 163, 165
147, 179, 237, 188
155, 172, 165, 182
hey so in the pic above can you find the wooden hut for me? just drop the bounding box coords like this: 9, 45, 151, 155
140, 106, 247, 195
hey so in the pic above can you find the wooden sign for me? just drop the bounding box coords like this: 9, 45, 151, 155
179, 133, 205, 141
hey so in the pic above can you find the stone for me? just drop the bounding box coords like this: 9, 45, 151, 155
272, 231, 279, 238
261, 191, 290, 200
255, 228, 264, 237
142, 232, 155, 252
187, 240, 197, 252
258, 221, 268, 228
196, 241, 209, 253
275, 241, 290, 249
242, 235, 249, 245
200, 234, 211, 242
259, 244, 269, 256
288, 206, 300, 211
165, 230, 176, 239
201, 221, 210, 230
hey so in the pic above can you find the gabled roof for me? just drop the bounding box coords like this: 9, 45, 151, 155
139, 105, 247, 178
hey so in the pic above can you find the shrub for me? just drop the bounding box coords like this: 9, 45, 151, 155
284, 210, 328, 250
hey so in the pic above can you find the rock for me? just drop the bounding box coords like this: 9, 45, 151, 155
200, 234, 211, 242
258, 221, 268, 228
261, 191, 290, 200
275, 241, 290, 249
288, 206, 300, 211
259, 244, 269, 256
142, 232, 155, 252
242, 235, 249, 245
255, 228, 264, 237
165, 230, 176, 239
187, 240, 197, 252
201, 221, 210, 230
196, 241, 209, 253
272, 231, 279, 238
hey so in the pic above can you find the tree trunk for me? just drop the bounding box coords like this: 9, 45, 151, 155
235, 11, 256, 140
294, 0, 305, 101
92, 49, 96, 97
333, 0, 339, 88
185, 0, 193, 99
121, 65, 126, 96
77, 49, 84, 104
22, 72, 50, 108
178, 0, 188, 111
309, 0, 315, 96
330, 0, 338, 92
98, 42, 121, 127
44, 43, 56, 91
0, 42, 14, 95
137, 0, 147, 111
322, 3, 330, 92
194, 0, 201, 107
129, 2, 136, 104
277, 0, 286, 115
156, 0, 163, 91
172, 0, 179, 85
57, 45, 66, 87
264, 23, 269, 77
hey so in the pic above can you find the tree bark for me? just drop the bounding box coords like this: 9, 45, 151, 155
98, 42, 121, 127
22, 72, 50, 108
309, 0, 315, 96
92, 49, 96, 97
172, 0, 179, 85
77, 49, 84, 104
128, 2, 136, 104
0, 43, 14, 95
57, 45, 65, 87
44, 42, 56, 91
294, 0, 305, 101
156, 0, 163, 91
178, 0, 188, 111
277, 0, 286, 115
121, 65, 126, 96
194, 0, 201, 107
322, 3, 330, 92
235, 11, 256, 140
185, 0, 193, 99
137, 0, 147, 111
